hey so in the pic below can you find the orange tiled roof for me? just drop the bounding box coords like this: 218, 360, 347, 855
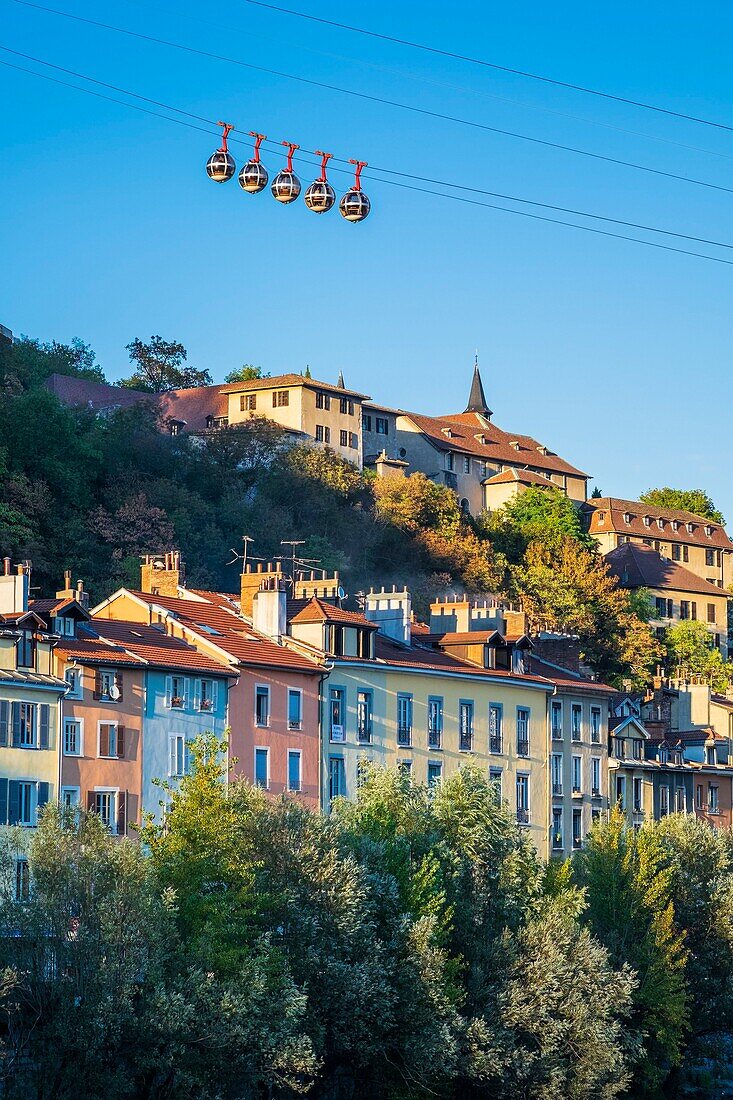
529, 654, 615, 694
586, 497, 733, 551
605, 543, 729, 598
217, 372, 370, 400
159, 385, 228, 431
289, 596, 376, 628
483, 468, 555, 488
45, 373, 151, 411
90, 620, 236, 675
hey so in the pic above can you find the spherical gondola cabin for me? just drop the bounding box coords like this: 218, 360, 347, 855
206, 122, 236, 183
304, 151, 336, 214
239, 132, 269, 194
339, 160, 370, 223
272, 141, 301, 204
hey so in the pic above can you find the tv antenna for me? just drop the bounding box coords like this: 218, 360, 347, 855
227, 535, 265, 571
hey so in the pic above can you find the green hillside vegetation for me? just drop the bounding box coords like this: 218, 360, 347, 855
0, 332, 694, 688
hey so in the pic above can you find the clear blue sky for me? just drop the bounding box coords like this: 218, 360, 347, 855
2, 0, 732, 516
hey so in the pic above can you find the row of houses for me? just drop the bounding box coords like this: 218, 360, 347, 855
3, 552, 732, 893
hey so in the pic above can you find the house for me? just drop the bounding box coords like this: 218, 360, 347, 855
44, 373, 152, 418
605, 542, 730, 657
0, 561, 67, 897
362, 362, 589, 515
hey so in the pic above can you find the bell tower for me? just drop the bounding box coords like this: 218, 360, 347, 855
464, 354, 492, 419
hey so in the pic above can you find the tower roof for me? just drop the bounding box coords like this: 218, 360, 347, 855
464, 357, 492, 417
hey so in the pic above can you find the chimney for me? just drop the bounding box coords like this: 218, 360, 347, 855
252, 576, 287, 641
373, 451, 409, 479
364, 586, 412, 646
429, 596, 470, 634
294, 570, 341, 601
140, 551, 183, 598
240, 561, 285, 619
0, 559, 30, 615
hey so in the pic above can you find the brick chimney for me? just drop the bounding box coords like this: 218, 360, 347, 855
294, 570, 342, 602
141, 551, 183, 598
55, 569, 90, 610
240, 561, 285, 619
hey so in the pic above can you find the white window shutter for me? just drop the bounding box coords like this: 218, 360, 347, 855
169, 736, 176, 777
193, 679, 201, 710
165, 676, 172, 708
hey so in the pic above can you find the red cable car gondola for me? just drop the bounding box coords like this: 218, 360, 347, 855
339, 159, 370, 223
239, 132, 269, 194
271, 142, 301, 204
206, 121, 236, 183
304, 151, 336, 214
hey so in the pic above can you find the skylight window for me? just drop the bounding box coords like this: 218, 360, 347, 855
198, 624, 223, 636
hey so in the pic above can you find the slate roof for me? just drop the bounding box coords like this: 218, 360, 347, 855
45, 373, 151, 411
605, 543, 728, 598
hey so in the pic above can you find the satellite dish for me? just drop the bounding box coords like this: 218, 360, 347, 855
337, 586, 346, 600
109, 682, 121, 701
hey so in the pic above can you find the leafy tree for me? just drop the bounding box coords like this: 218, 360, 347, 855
665, 620, 731, 689
639, 487, 725, 525
480, 484, 596, 560
0, 335, 106, 392
223, 364, 269, 383
119, 336, 212, 392
574, 810, 689, 1096
591, 485, 603, 498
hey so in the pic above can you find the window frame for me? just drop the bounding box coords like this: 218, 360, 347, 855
254, 684, 271, 728
287, 749, 302, 792
287, 688, 303, 730
254, 746, 270, 789
63, 717, 83, 757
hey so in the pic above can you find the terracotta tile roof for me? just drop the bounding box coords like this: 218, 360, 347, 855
217, 372, 370, 401
401, 410, 588, 479
127, 590, 321, 673
289, 596, 376, 628
57, 631, 146, 667
605, 543, 729, 598
45, 373, 151, 411
332, 636, 555, 686
530, 654, 615, 693
432, 630, 504, 644
90, 620, 236, 675
483, 468, 555, 488
711, 694, 733, 710
586, 497, 733, 551
31, 597, 90, 620
159, 385, 229, 431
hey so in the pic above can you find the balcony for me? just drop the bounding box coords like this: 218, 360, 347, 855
517, 739, 529, 758
551, 727, 563, 741
489, 735, 503, 754
592, 786, 601, 798
572, 784, 582, 797
357, 725, 372, 745
428, 729, 442, 749
552, 782, 563, 797
516, 807, 530, 825
459, 732, 473, 752
397, 727, 412, 747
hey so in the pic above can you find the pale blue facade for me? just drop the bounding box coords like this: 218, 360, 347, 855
141, 668, 229, 822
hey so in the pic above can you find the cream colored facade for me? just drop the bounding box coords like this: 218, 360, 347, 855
223, 375, 369, 467
322, 659, 554, 857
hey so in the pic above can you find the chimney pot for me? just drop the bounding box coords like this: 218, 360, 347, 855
3, 557, 10, 576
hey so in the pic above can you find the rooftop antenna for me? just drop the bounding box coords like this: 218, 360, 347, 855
227, 534, 264, 570
280, 540, 305, 579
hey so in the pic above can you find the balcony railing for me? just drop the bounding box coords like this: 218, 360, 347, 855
428, 728, 441, 749
572, 784, 581, 795
571, 729, 581, 742
551, 727, 563, 740
357, 725, 372, 745
459, 731, 473, 752
516, 807, 530, 825
552, 782, 563, 796
552, 832, 563, 849
592, 786, 601, 797
517, 739, 529, 758
489, 735, 502, 754
572, 836, 582, 849
397, 727, 412, 747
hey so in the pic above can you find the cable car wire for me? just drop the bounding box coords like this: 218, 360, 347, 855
4, 43, 733, 253
9, 0, 733, 198
3, 55, 733, 267
241, 0, 733, 136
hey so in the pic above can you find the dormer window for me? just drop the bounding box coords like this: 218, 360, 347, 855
537, 444, 548, 455
16, 630, 36, 669
659, 746, 669, 764
686, 522, 694, 533
705, 525, 713, 537
671, 520, 679, 531
657, 518, 664, 529
623, 512, 632, 524
509, 440, 520, 450
643, 515, 651, 528
53, 616, 75, 638
441, 427, 453, 438
597, 511, 606, 524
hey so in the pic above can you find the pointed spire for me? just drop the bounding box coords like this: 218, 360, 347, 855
464, 353, 492, 417
337, 370, 345, 389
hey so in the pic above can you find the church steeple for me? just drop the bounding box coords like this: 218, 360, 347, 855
464, 354, 492, 418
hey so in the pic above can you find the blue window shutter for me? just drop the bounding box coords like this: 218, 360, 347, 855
8, 781, 20, 825
0, 701, 8, 746
37, 782, 50, 813
0, 778, 7, 825
39, 704, 50, 749
11, 703, 21, 747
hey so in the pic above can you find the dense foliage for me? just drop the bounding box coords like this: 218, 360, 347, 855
1, 750, 732, 1098
639, 488, 725, 526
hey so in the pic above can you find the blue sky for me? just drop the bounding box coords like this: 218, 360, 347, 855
2, 0, 732, 517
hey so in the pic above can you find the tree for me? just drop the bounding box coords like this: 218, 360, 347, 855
640, 487, 725, 525
574, 810, 689, 1096
0, 335, 106, 392
223, 364, 269, 384
119, 336, 212, 393
665, 620, 731, 690
480, 485, 597, 561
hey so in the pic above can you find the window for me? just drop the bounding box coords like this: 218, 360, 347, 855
572, 809, 582, 849
196, 679, 216, 712
99, 722, 123, 759
571, 704, 582, 741
516, 708, 530, 756
680, 600, 690, 620
240, 394, 257, 411
288, 689, 303, 730
328, 756, 346, 803
323, 426, 331, 444
706, 548, 716, 566
95, 669, 122, 702
169, 734, 190, 778
16, 630, 35, 669
616, 775, 627, 810
272, 390, 289, 407
362, 412, 372, 431
339, 397, 354, 416
340, 429, 348, 447
658, 745, 669, 764
315, 424, 325, 442
357, 690, 373, 744
17, 703, 36, 748
675, 786, 685, 813
63, 719, 82, 756
349, 432, 358, 450
632, 738, 643, 760
489, 766, 502, 802
427, 760, 443, 788
707, 603, 716, 624
683, 545, 689, 562
592, 757, 601, 796
255, 685, 270, 727
18, 781, 34, 826
516, 774, 530, 824
446, 452, 455, 472
288, 750, 301, 792
167, 675, 187, 709
329, 688, 345, 741
397, 694, 413, 746
375, 416, 389, 435
459, 700, 474, 751
572, 755, 582, 794
463, 456, 471, 474
696, 783, 703, 809
15, 857, 30, 902
552, 808, 563, 849
551, 701, 563, 740
428, 697, 443, 748
633, 777, 643, 812
53, 615, 75, 637
551, 753, 563, 796
315, 391, 330, 410
64, 666, 83, 698
61, 786, 80, 809
706, 745, 716, 765
590, 707, 601, 743
655, 597, 673, 619
254, 747, 269, 789
1, 780, 48, 826
659, 785, 669, 816
398, 759, 413, 780
93, 790, 116, 832
672, 543, 681, 561
615, 737, 626, 760
708, 784, 720, 814
489, 704, 503, 753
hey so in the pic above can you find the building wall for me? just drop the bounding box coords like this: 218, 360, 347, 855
645, 585, 729, 657
59, 661, 143, 837
693, 771, 733, 829
593, 528, 733, 590
321, 663, 552, 857
549, 691, 609, 857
